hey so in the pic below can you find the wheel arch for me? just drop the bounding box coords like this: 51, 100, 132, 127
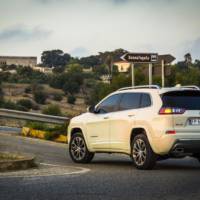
130, 127, 155, 153
69, 127, 91, 151
130, 128, 147, 143
71, 127, 83, 136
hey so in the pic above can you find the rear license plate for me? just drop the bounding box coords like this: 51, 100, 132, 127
189, 118, 200, 126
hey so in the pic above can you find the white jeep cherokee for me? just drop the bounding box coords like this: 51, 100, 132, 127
68, 85, 200, 169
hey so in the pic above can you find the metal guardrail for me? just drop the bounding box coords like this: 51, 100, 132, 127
0, 109, 70, 124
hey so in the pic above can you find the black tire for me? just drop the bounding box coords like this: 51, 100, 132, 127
193, 154, 200, 163
131, 133, 157, 170
69, 132, 94, 163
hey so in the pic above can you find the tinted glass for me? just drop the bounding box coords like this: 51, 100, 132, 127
119, 93, 141, 110
140, 93, 151, 108
162, 90, 200, 110
97, 94, 121, 113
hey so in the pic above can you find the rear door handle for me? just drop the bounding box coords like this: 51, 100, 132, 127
128, 114, 135, 117
104, 116, 109, 119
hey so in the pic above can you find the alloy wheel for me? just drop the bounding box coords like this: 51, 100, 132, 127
132, 138, 147, 166
70, 136, 86, 161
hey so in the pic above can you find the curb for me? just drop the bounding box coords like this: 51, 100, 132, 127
0, 152, 36, 172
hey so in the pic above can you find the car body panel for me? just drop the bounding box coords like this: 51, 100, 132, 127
68, 87, 200, 156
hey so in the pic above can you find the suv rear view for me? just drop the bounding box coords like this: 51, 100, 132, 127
160, 89, 200, 156
68, 85, 200, 170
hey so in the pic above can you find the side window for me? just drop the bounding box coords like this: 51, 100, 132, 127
140, 93, 151, 108
96, 94, 121, 113
119, 93, 141, 111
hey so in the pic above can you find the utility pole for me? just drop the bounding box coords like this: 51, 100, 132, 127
131, 62, 135, 86
161, 59, 165, 87
149, 63, 153, 85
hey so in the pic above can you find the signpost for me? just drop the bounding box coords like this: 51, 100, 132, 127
121, 53, 158, 86
159, 54, 176, 87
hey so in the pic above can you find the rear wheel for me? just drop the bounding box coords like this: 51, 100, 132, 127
69, 132, 94, 163
193, 154, 200, 163
131, 133, 157, 170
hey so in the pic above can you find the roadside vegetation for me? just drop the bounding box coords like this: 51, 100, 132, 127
0, 49, 200, 116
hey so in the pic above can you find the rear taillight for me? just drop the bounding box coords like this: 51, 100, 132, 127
166, 130, 176, 134
159, 107, 185, 115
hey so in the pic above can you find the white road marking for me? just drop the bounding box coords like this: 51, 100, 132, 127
40, 162, 91, 175
0, 162, 90, 179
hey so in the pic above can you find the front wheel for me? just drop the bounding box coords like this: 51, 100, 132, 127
69, 132, 94, 163
131, 134, 157, 170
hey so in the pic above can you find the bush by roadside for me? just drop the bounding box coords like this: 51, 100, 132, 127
24, 122, 68, 142
42, 104, 63, 116
16, 99, 35, 110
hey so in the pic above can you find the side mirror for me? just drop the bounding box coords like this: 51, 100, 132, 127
87, 105, 96, 113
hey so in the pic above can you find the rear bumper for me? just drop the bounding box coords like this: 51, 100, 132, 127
170, 139, 200, 154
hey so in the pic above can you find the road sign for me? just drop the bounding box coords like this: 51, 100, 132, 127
158, 54, 176, 64
121, 53, 158, 63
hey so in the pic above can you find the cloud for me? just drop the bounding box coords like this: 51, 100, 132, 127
70, 47, 90, 58
0, 0, 200, 60
0, 26, 52, 42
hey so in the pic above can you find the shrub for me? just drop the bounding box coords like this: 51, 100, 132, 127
0, 100, 18, 110
42, 104, 62, 116
67, 95, 76, 104
44, 131, 55, 140
16, 99, 33, 110
0, 99, 28, 111
63, 81, 80, 94
26, 122, 49, 130
53, 93, 63, 101
33, 90, 47, 104
24, 86, 31, 93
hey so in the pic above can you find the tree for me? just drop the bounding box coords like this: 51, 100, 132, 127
41, 49, 71, 68
33, 91, 47, 104
49, 73, 68, 89
86, 82, 112, 105
194, 60, 200, 69
184, 53, 192, 65
111, 74, 131, 90
63, 81, 80, 94
93, 64, 109, 76
79, 55, 100, 68
52, 66, 65, 73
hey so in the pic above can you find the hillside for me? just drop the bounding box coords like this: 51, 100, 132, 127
2, 83, 87, 117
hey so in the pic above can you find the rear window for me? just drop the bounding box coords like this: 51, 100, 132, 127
162, 90, 200, 110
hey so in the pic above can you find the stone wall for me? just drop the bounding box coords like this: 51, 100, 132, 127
0, 56, 37, 67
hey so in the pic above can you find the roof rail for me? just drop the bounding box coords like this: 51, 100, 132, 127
175, 85, 200, 90
118, 85, 160, 91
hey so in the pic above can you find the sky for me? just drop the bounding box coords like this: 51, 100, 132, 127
0, 0, 200, 63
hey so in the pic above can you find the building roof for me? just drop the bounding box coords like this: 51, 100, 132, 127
0, 56, 37, 59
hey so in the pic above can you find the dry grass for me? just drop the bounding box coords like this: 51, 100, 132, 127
2, 83, 87, 117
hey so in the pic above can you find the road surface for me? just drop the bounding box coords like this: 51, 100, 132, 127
0, 132, 200, 200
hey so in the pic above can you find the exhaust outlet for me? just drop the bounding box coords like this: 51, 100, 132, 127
173, 147, 184, 154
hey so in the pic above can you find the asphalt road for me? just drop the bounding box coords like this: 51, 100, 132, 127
1, 132, 200, 200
